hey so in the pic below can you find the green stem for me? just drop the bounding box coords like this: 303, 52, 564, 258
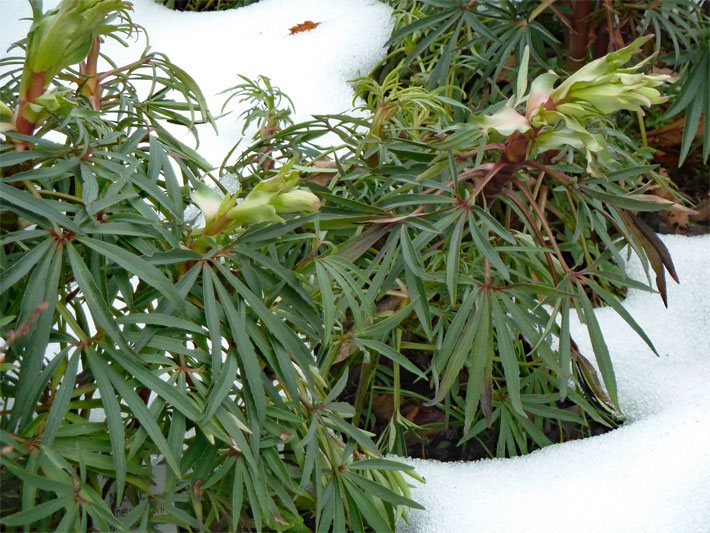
56, 301, 89, 343
636, 110, 647, 147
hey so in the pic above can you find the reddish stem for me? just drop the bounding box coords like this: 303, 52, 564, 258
567, 0, 593, 72
14, 71, 47, 151
80, 37, 102, 111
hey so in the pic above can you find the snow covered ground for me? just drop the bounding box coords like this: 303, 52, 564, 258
2, 1, 708, 531
400, 234, 710, 533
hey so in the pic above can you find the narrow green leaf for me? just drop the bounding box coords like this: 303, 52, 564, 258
41, 349, 80, 449
586, 279, 659, 356
347, 472, 424, 509
355, 338, 426, 380
116, 313, 205, 335
428, 291, 484, 406
204, 348, 237, 422
11, 246, 62, 430
0, 495, 73, 527
0, 183, 84, 234
341, 477, 392, 533
202, 264, 223, 372
468, 213, 509, 279
400, 226, 432, 338
80, 163, 99, 207
231, 460, 245, 532
403, 14, 457, 65
104, 346, 201, 421
78, 237, 183, 311
67, 243, 130, 352
96, 355, 181, 476
491, 296, 524, 416
347, 458, 415, 472
445, 213, 466, 304
577, 286, 618, 406
86, 348, 127, 504
316, 261, 336, 345
559, 297, 572, 399
210, 270, 266, 424
0, 239, 53, 296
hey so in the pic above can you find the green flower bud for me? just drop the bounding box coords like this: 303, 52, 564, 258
550, 35, 654, 102
251, 173, 297, 195
21, 0, 130, 98
227, 198, 284, 226
198, 170, 321, 237
272, 189, 321, 214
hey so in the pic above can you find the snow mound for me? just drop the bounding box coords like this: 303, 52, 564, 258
399, 234, 710, 533
1, 0, 394, 167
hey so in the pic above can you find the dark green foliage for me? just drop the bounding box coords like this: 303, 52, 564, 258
155, 0, 258, 12
0, 5, 417, 532
225, 62, 677, 461
378, 0, 708, 161
1, 0, 706, 530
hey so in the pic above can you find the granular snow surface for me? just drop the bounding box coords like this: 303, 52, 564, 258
2, 2, 708, 532
1, 0, 394, 166
399, 235, 710, 533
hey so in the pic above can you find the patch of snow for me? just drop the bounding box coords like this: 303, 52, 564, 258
1, 0, 393, 167
399, 234, 710, 533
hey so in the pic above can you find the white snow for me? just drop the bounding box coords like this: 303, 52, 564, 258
400, 235, 710, 533
2, 2, 709, 531
1, 0, 394, 167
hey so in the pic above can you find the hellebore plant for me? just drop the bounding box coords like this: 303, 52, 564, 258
191, 161, 321, 241
0, 2, 420, 532
247, 33, 684, 462
10, 0, 130, 145
475, 36, 671, 174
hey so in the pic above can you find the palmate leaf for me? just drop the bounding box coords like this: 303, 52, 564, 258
92, 351, 181, 476
428, 289, 483, 407
66, 243, 130, 351
214, 261, 309, 396
319, 256, 368, 332
0, 495, 74, 528
105, 346, 201, 421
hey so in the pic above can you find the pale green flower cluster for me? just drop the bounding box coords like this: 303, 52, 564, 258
474, 36, 671, 174
21, 0, 130, 97
192, 165, 320, 238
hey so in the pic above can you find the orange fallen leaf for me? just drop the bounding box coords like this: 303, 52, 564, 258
289, 20, 321, 35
